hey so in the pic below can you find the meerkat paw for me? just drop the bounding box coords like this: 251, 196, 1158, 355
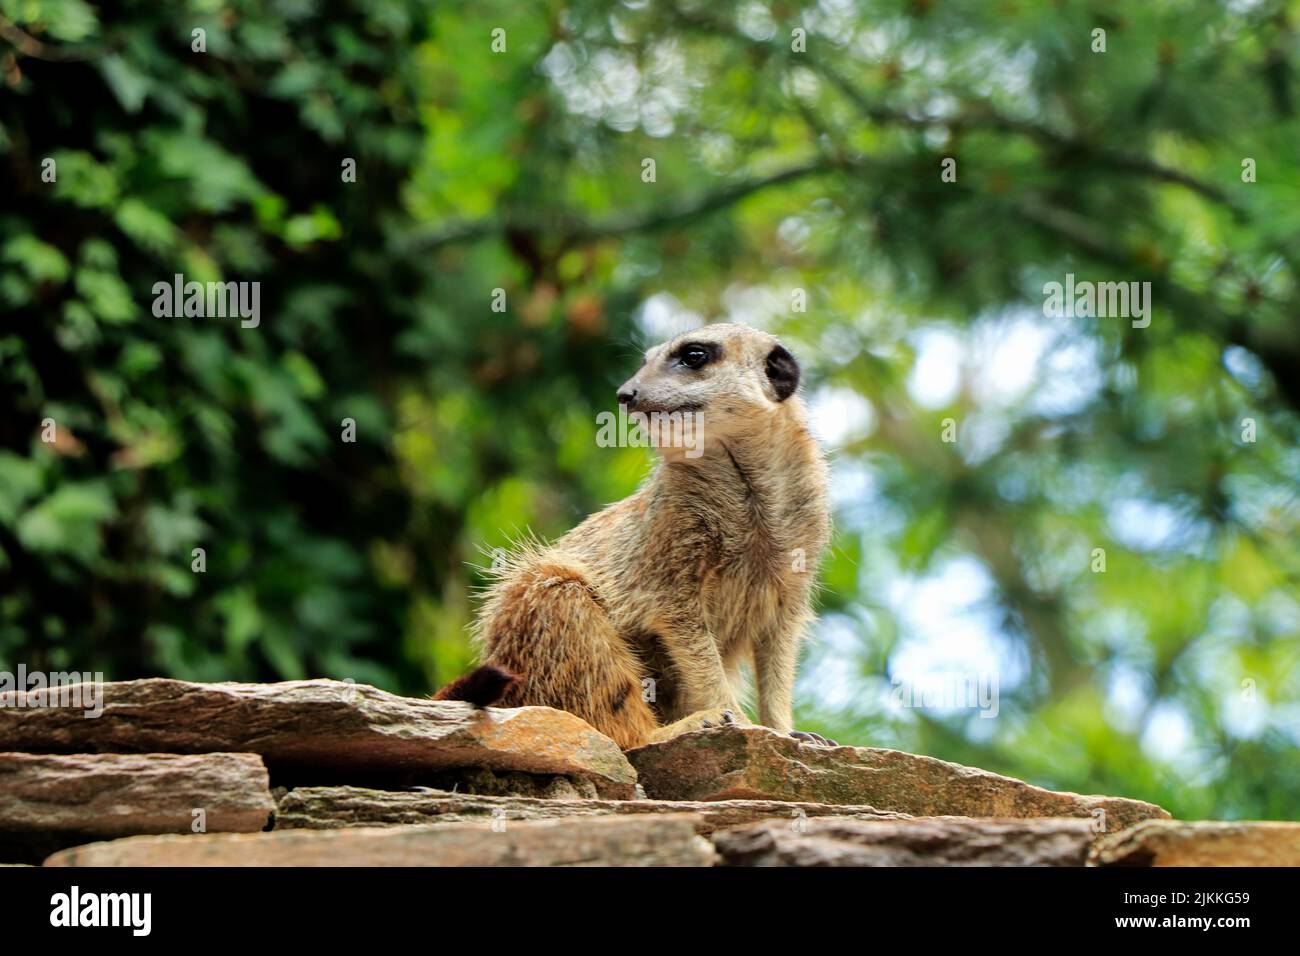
789, 729, 839, 747
647, 707, 746, 743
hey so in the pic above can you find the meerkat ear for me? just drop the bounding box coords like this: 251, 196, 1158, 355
765, 343, 800, 401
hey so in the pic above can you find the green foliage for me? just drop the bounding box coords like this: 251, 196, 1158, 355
2, 0, 1297, 819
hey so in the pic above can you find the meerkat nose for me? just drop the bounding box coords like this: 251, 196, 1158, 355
617, 387, 639, 409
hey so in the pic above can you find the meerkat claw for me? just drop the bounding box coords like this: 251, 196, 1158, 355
790, 730, 838, 747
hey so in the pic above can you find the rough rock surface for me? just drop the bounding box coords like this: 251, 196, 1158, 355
1094, 820, 1300, 867
714, 816, 1095, 867
0, 679, 634, 797
275, 785, 907, 834
628, 726, 1168, 832
5, 678, 1284, 868
407, 767, 602, 799
0, 752, 273, 835
45, 814, 715, 867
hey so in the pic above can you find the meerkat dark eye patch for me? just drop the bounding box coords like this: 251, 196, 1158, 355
765, 343, 800, 401
669, 341, 720, 370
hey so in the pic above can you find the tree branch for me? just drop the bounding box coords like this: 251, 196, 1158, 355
1014, 195, 1300, 414
810, 59, 1238, 212
0, 16, 105, 62
408, 158, 844, 252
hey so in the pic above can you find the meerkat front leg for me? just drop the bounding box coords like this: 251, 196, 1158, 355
754, 626, 798, 733
643, 624, 751, 744
755, 622, 839, 746
646, 706, 743, 743
658, 622, 741, 719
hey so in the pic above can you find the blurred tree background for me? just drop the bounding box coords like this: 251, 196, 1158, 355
1, 0, 1297, 820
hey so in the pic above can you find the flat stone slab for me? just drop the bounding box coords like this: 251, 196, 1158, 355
714, 817, 1094, 866
628, 726, 1168, 832
275, 785, 909, 834
0, 679, 635, 797
1094, 820, 1300, 867
0, 752, 273, 837
45, 814, 715, 867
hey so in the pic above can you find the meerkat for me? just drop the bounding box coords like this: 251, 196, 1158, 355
435, 323, 834, 750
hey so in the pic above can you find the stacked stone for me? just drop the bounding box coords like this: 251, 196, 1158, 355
1, 679, 1293, 866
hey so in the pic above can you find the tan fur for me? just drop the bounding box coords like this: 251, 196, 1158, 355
468, 323, 831, 749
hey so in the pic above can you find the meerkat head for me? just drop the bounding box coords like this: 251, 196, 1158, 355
616, 323, 802, 458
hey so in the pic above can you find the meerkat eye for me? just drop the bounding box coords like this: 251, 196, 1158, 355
679, 347, 710, 370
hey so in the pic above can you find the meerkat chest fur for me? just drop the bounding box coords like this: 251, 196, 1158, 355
653, 411, 829, 653
567, 391, 830, 661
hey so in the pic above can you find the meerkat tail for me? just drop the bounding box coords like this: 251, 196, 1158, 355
432, 664, 520, 706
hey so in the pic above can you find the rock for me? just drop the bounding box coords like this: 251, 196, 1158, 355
627, 726, 1167, 832
407, 767, 601, 799
1094, 820, 1300, 867
0, 752, 273, 835
0, 752, 273, 864
275, 785, 907, 834
45, 814, 715, 867
714, 817, 1094, 866
0, 679, 635, 798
